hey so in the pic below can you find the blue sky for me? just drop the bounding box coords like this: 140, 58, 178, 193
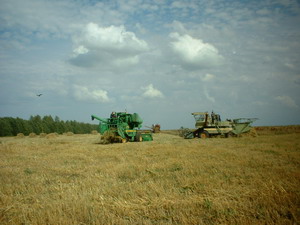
0, 0, 300, 129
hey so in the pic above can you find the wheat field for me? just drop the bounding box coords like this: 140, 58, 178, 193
0, 128, 299, 224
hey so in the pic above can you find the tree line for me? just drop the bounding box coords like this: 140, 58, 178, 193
0, 115, 98, 137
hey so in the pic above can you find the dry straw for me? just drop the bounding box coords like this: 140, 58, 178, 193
65, 132, 74, 136
46, 133, 57, 139
29, 133, 37, 138
15, 133, 25, 138
91, 130, 98, 135
39, 133, 47, 138
1, 127, 299, 224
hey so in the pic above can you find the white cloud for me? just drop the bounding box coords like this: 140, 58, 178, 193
202, 73, 215, 81
73, 45, 89, 55
142, 84, 164, 98
275, 95, 298, 108
71, 23, 149, 68
112, 56, 139, 67
73, 85, 110, 103
284, 63, 295, 69
204, 87, 215, 103
169, 32, 224, 70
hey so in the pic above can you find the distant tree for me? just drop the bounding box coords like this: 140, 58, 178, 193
0, 118, 13, 136
17, 118, 32, 135
54, 116, 64, 134
64, 120, 73, 133
0, 115, 98, 136
42, 115, 55, 133
8, 117, 21, 136
29, 115, 43, 134
54, 116, 60, 123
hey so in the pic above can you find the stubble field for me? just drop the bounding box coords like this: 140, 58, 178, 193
0, 127, 299, 224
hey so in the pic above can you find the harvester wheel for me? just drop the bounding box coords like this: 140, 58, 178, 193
200, 131, 209, 139
226, 132, 234, 138
139, 136, 143, 142
121, 138, 127, 143
135, 133, 143, 142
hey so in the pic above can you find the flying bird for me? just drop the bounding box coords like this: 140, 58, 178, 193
36, 94, 43, 97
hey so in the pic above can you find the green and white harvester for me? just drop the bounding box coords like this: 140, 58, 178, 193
182, 111, 257, 139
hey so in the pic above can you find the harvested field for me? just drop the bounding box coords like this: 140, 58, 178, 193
0, 128, 299, 224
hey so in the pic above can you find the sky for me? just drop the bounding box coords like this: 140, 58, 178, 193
0, 0, 300, 129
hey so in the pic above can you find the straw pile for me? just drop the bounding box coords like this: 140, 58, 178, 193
29, 133, 37, 138
64, 132, 74, 136
46, 133, 57, 139
16, 133, 25, 138
91, 130, 98, 135
39, 133, 47, 138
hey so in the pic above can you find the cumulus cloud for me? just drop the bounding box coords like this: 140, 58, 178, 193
275, 95, 298, 108
142, 84, 164, 98
70, 23, 149, 68
73, 85, 110, 103
169, 32, 224, 70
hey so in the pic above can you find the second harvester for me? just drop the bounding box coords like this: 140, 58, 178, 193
182, 111, 257, 139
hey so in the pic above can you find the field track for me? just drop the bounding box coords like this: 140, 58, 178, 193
0, 126, 299, 224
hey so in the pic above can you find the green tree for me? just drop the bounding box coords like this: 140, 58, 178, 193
0, 118, 13, 136
42, 115, 55, 133
0, 115, 98, 136
29, 115, 43, 134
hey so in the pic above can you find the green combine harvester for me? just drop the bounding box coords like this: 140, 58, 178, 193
182, 111, 258, 139
91, 112, 153, 143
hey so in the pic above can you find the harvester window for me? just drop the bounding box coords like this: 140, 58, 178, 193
194, 114, 205, 122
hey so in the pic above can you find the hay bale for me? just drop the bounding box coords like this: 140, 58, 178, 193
16, 133, 25, 138
29, 132, 37, 138
39, 133, 47, 138
65, 132, 74, 136
46, 133, 57, 139
91, 130, 98, 135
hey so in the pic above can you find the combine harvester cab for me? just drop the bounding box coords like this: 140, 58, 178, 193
183, 112, 257, 139
91, 112, 153, 143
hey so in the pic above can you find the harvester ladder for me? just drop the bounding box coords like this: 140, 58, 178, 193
215, 121, 225, 137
